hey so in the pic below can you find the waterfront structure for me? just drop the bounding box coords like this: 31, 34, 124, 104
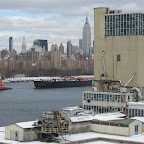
82, 14, 91, 54
67, 40, 72, 56
21, 36, 27, 53
9, 37, 13, 55
79, 39, 82, 49
59, 43, 64, 54
94, 8, 144, 94
33, 39, 48, 51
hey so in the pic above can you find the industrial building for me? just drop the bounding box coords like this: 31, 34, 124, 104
94, 7, 144, 95
91, 119, 142, 136
83, 88, 135, 113
128, 101, 144, 117
83, 7, 144, 114
5, 121, 40, 142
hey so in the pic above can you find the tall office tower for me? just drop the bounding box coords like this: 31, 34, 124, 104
59, 43, 64, 54
21, 36, 27, 53
82, 14, 91, 54
67, 40, 72, 56
9, 37, 13, 55
51, 40, 61, 68
33, 39, 48, 51
94, 7, 144, 94
79, 39, 83, 49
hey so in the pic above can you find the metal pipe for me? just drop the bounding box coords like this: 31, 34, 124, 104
102, 51, 107, 77
124, 73, 135, 87
131, 87, 142, 99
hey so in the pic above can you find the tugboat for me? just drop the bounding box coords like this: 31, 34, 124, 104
0, 75, 12, 90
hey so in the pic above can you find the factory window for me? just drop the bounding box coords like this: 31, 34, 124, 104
117, 55, 121, 61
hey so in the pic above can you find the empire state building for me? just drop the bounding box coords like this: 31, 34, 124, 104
82, 14, 91, 54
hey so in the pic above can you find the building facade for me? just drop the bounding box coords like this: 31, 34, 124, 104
128, 102, 144, 117
79, 39, 83, 49
33, 39, 48, 51
82, 14, 91, 54
94, 8, 144, 95
59, 43, 64, 54
21, 36, 27, 53
67, 40, 72, 57
83, 89, 135, 113
51, 40, 61, 68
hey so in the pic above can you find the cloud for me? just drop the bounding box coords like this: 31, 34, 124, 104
0, 0, 143, 52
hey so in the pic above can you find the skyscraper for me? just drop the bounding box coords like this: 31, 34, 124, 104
21, 36, 27, 53
9, 37, 13, 55
51, 40, 61, 68
79, 39, 83, 49
67, 41, 72, 56
82, 13, 91, 54
33, 39, 48, 51
59, 43, 64, 54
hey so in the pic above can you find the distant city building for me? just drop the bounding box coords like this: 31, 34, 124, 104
51, 40, 61, 68
12, 49, 17, 56
27, 48, 40, 65
82, 14, 91, 54
0, 51, 1, 60
59, 43, 64, 54
72, 45, 76, 55
72, 45, 79, 55
79, 39, 83, 49
21, 36, 27, 53
9, 37, 13, 55
67, 41, 72, 56
86, 46, 94, 55
1, 49, 10, 59
33, 39, 48, 51
30, 45, 45, 54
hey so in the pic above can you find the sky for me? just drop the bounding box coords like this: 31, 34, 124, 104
0, 0, 144, 53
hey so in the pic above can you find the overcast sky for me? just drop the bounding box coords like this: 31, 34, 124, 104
0, 0, 143, 52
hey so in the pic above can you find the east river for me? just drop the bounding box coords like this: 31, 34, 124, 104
0, 82, 90, 126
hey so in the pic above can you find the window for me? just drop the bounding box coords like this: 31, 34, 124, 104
117, 55, 121, 61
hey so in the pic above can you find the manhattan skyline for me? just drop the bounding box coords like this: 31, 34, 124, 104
0, 0, 143, 52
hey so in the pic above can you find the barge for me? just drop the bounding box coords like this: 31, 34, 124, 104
34, 77, 92, 89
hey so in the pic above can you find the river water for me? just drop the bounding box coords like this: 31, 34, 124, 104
0, 82, 90, 126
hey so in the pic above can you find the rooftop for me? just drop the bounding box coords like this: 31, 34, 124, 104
15, 121, 37, 129
70, 112, 125, 123
92, 119, 136, 127
128, 101, 144, 106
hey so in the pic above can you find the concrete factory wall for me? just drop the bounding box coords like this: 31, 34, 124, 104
5, 124, 39, 142
129, 120, 142, 136
70, 123, 91, 134
91, 120, 142, 136
5, 124, 24, 141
